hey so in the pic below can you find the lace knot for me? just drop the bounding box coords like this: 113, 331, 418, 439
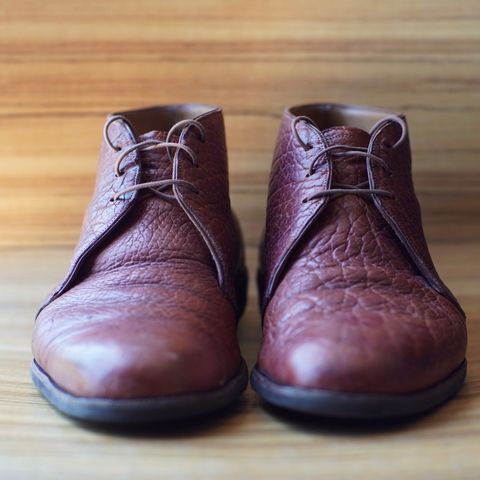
291, 115, 406, 203
103, 116, 206, 202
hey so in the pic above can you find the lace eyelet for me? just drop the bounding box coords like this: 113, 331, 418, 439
304, 143, 313, 151
301, 198, 309, 204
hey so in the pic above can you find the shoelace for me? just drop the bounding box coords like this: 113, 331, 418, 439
291, 115, 407, 203
103, 115, 206, 202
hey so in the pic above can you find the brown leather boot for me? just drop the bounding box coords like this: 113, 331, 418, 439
252, 103, 467, 418
31, 104, 248, 423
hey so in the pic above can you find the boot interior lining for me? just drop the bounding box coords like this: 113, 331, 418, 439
289, 104, 400, 132
117, 104, 216, 136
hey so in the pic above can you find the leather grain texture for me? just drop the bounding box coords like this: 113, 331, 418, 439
37, 121, 142, 315
258, 104, 467, 395
32, 105, 246, 399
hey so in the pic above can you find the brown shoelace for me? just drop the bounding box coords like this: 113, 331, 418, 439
103, 115, 206, 202
291, 115, 407, 203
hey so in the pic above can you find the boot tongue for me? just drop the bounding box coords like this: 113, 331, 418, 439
136, 129, 179, 175
139, 130, 168, 141
321, 126, 371, 187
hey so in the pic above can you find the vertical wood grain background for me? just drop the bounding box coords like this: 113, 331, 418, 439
0, 1, 479, 479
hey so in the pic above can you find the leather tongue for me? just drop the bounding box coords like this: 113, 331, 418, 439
321, 126, 371, 187
135, 130, 178, 173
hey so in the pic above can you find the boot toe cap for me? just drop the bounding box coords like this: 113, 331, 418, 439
260, 300, 467, 394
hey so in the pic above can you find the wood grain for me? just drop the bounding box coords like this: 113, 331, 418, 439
0, 1, 479, 479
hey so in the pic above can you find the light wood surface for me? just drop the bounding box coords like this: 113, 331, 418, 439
1, 1, 479, 479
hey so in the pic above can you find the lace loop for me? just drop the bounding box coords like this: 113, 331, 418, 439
369, 115, 407, 148
103, 115, 136, 151
113, 140, 198, 177
104, 116, 205, 202
292, 114, 406, 203
291, 116, 318, 151
307, 145, 391, 176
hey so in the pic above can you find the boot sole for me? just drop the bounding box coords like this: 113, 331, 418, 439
251, 360, 466, 419
31, 359, 248, 424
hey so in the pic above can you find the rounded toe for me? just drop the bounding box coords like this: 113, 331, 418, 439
259, 308, 466, 395
32, 284, 242, 399
35, 330, 238, 399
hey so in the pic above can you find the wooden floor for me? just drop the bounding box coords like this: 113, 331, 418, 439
1, 1, 479, 478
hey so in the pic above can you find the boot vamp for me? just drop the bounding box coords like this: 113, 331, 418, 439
33, 135, 240, 398
261, 194, 466, 394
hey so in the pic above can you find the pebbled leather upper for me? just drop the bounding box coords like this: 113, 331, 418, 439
258, 104, 467, 394
32, 105, 246, 399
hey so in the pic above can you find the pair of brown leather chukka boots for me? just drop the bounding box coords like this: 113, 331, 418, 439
31, 103, 467, 423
